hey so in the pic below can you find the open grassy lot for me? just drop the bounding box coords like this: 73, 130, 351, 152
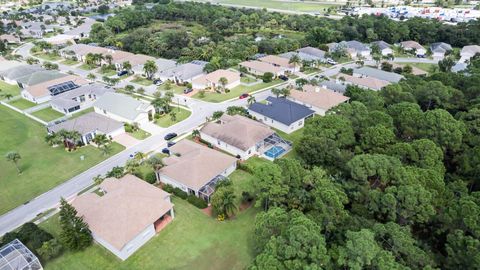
155, 107, 192, 128
127, 128, 151, 140
0, 80, 21, 97
31, 107, 64, 122
40, 198, 256, 270
131, 77, 153, 86
191, 0, 338, 12
0, 106, 125, 214
8, 98, 37, 110
192, 79, 284, 103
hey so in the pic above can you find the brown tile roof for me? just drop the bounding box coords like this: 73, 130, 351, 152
259, 55, 295, 69
159, 140, 237, 190
400, 41, 424, 50
25, 75, 88, 98
239, 60, 282, 74
338, 74, 389, 91
72, 174, 173, 251
290, 85, 350, 111
200, 114, 274, 151
192, 69, 240, 86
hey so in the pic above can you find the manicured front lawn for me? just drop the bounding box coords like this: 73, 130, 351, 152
34, 53, 61, 61
131, 77, 153, 86
40, 198, 257, 270
405, 62, 437, 73
99, 68, 117, 77
60, 59, 79, 66
79, 63, 97, 71
8, 98, 36, 110
240, 76, 257, 83
31, 107, 64, 122
157, 84, 186, 94
127, 129, 151, 140
192, 79, 284, 103
0, 106, 125, 214
0, 80, 21, 97
155, 107, 191, 128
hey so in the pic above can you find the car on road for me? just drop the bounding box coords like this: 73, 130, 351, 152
278, 75, 288, 81
164, 133, 177, 140
117, 70, 128, 77
326, 59, 337, 65
239, 93, 249, 99
161, 148, 170, 155
183, 88, 193, 94
154, 79, 163, 86
167, 141, 176, 147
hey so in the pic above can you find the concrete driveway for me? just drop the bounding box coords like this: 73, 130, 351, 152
113, 133, 140, 148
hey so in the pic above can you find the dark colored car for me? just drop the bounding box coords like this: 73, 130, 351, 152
278, 75, 289, 81
161, 148, 170, 155
117, 70, 128, 77
154, 79, 163, 86
239, 93, 249, 99
167, 141, 176, 147
164, 133, 177, 140
183, 88, 193, 94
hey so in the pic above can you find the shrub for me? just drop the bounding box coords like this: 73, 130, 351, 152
37, 238, 63, 261
187, 195, 208, 209
144, 171, 157, 184
162, 183, 174, 193
237, 162, 252, 173
262, 72, 273, 83
173, 187, 188, 199
0, 223, 54, 252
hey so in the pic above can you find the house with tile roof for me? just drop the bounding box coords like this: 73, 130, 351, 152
192, 69, 241, 91
156, 140, 237, 201
200, 114, 289, 160
239, 60, 284, 77
156, 61, 206, 84
288, 85, 350, 115
248, 96, 315, 134
400, 41, 427, 57
259, 55, 300, 73
21, 75, 88, 104
337, 74, 390, 91
93, 92, 154, 125
72, 174, 174, 260
371, 41, 393, 56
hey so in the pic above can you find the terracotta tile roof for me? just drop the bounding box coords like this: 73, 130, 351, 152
239, 60, 282, 74
338, 74, 390, 91
192, 69, 240, 86
259, 55, 295, 69
290, 85, 350, 111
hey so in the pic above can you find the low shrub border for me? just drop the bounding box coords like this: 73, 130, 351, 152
162, 184, 208, 209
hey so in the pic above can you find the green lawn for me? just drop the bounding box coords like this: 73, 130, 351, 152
155, 107, 192, 128
0, 106, 125, 214
99, 68, 117, 77
192, 79, 284, 103
79, 63, 97, 71
40, 198, 256, 270
8, 99, 36, 110
60, 59, 79, 66
31, 107, 64, 122
405, 62, 437, 73
240, 76, 257, 83
158, 84, 186, 94
34, 53, 61, 61
131, 77, 153, 86
192, 0, 339, 12
0, 80, 21, 97
127, 129, 151, 140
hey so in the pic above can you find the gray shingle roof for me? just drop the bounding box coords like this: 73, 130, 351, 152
371, 41, 391, 50
157, 62, 205, 81
249, 97, 315, 126
297, 47, 326, 58
319, 80, 347, 93
430, 42, 452, 53
50, 83, 112, 110
48, 112, 123, 135
344, 40, 371, 52
354, 66, 404, 83
0, 65, 44, 81
93, 92, 151, 121
16, 70, 67, 86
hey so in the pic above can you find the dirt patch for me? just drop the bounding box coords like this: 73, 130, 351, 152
201, 205, 213, 217
239, 201, 253, 212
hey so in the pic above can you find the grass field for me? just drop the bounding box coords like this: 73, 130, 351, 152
155, 107, 191, 128
131, 77, 153, 86
158, 84, 186, 94
0, 106, 125, 214
60, 59, 79, 66
8, 99, 37, 110
406, 62, 437, 73
192, 79, 284, 103
0, 80, 21, 97
190, 0, 338, 12
79, 64, 97, 71
127, 129, 151, 140
34, 53, 61, 62
31, 107, 64, 122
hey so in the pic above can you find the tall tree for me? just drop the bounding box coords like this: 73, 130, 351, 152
59, 198, 92, 251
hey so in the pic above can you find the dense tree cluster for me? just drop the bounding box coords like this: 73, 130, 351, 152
87, 2, 480, 70
251, 59, 480, 269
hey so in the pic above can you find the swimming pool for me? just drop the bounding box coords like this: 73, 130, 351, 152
264, 146, 286, 159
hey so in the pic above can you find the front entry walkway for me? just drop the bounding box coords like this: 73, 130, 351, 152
113, 133, 140, 148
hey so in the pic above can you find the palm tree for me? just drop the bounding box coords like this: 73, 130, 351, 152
122, 61, 132, 73
93, 134, 109, 147
100, 144, 111, 156
289, 54, 301, 70
271, 87, 282, 98
170, 110, 177, 122
3, 93, 13, 100
134, 152, 146, 162
5, 151, 21, 174
104, 54, 113, 65
45, 133, 62, 146
192, 129, 200, 139
222, 190, 237, 217
93, 175, 104, 186
147, 156, 164, 171
247, 95, 256, 105
143, 60, 158, 80
218, 77, 228, 92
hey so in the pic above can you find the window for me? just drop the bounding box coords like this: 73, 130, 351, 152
217, 140, 220, 145
103, 109, 107, 114
299, 121, 303, 126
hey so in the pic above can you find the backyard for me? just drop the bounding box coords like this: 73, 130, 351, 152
0, 106, 125, 214
155, 107, 191, 128
8, 98, 36, 110
0, 80, 21, 97
192, 79, 284, 103
31, 107, 64, 122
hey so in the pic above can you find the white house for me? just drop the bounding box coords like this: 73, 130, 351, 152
192, 69, 241, 91
400, 41, 427, 57
93, 92, 154, 125
156, 140, 237, 201
430, 42, 452, 60
72, 175, 174, 261
371, 41, 393, 56
459, 45, 480, 63
288, 85, 350, 115
248, 96, 315, 134
239, 60, 285, 77
50, 83, 112, 114
21, 75, 88, 104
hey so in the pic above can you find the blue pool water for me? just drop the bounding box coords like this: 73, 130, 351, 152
264, 146, 286, 159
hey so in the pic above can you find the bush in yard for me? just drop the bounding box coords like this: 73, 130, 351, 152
187, 195, 208, 209
0, 223, 53, 251
106, 166, 125, 178
37, 238, 63, 261
162, 183, 174, 193
211, 185, 237, 217
144, 171, 157, 184
262, 72, 274, 83
173, 187, 188, 199
237, 162, 252, 173
241, 191, 254, 204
